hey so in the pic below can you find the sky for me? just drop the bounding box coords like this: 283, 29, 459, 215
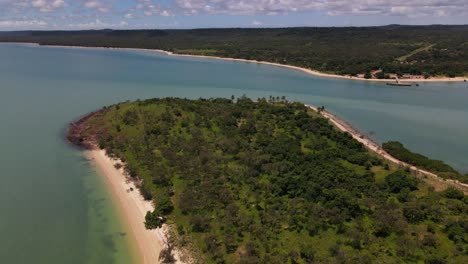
0, 0, 467, 30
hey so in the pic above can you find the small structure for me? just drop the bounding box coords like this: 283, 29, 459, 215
401, 74, 424, 79
386, 76, 412, 86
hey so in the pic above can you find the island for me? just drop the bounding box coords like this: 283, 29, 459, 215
68, 97, 467, 263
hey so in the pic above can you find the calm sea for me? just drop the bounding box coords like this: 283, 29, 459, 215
0, 43, 467, 263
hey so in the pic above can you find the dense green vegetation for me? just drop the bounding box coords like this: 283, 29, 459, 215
2, 25, 468, 77
383, 141, 468, 183
74, 97, 467, 263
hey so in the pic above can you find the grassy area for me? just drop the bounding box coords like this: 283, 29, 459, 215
397, 44, 436, 62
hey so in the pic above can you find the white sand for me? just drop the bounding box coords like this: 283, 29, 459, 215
89, 149, 182, 264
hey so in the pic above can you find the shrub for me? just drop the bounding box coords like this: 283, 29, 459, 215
385, 171, 418, 193
156, 196, 174, 215
145, 210, 165, 229
443, 187, 464, 200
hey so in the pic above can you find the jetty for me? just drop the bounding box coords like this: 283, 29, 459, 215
386, 76, 413, 86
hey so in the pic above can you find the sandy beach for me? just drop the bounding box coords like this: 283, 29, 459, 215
89, 149, 181, 264
2, 42, 466, 83
157, 51, 466, 83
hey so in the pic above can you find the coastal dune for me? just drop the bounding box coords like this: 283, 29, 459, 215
90, 149, 177, 264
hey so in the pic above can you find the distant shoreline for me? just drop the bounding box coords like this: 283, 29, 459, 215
2, 42, 466, 83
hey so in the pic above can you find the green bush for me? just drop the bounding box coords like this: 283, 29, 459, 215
443, 187, 464, 200
145, 210, 165, 229
385, 170, 419, 193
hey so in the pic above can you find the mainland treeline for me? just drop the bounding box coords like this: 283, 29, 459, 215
383, 141, 468, 184
2, 25, 468, 77
71, 97, 467, 263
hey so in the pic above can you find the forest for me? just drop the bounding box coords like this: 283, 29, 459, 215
69, 97, 467, 263
1, 25, 468, 77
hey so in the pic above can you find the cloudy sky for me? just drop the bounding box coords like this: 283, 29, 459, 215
0, 0, 467, 30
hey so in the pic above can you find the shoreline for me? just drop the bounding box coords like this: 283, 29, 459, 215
2, 42, 466, 83
306, 105, 468, 193
88, 149, 182, 264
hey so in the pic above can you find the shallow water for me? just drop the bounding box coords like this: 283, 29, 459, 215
0, 43, 467, 263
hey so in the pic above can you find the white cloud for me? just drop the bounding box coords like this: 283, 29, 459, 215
67, 18, 128, 29
31, 0, 66, 12
82, 0, 110, 13
0, 0, 466, 30
252, 20, 262, 26
173, 0, 468, 18
0, 19, 48, 27
123, 0, 174, 18
161, 10, 172, 17
1, 0, 467, 20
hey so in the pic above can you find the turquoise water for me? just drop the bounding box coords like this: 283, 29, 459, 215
0, 43, 467, 263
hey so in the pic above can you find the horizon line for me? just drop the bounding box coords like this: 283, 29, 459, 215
1, 23, 468, 32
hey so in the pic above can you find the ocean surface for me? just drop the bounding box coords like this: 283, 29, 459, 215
0, 43, 467, 263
